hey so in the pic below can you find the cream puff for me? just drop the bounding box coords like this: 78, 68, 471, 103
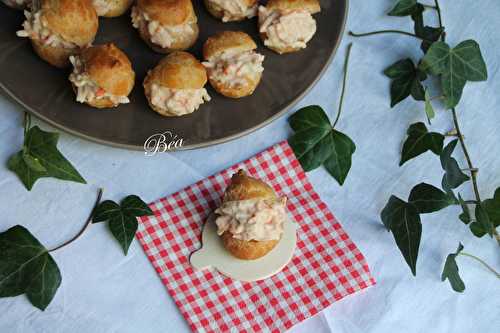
16, 0, 98, 68
143, 51, 211, 117
69, 43, 135, 109
258, 0, 321, 54
202, 31, 264, 99
214, 170, 288, 260
92, 0, 133, 17
203, 0, 258, 22
2, 0, 30, 9
131, 0, 199, 53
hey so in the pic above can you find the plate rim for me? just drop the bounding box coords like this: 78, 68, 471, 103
0, 0, 349, 151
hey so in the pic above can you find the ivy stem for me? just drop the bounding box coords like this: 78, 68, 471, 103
332, 43, 352, 128
349, 30, 431, 42
451, 109, 500, 246
49, 188, 103, 253
434, 0, 444, 32
459, 252, 500, 279
23, 112, 31, 137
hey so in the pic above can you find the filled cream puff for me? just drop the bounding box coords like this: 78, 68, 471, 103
202, 31, 264, 99
215, 170, 288, 260
143, 51, 211, 117
16, 0, 98, 68
258, 0, 321, 54
2, 0, 30, 9
92, 0, 133, 17
69, 43, 135, 109
203, 0, 258, 22
131, 0, 199, 53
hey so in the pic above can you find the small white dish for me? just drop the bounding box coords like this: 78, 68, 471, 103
190, 214, 297, 282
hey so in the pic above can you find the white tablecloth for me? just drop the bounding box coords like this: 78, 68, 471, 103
1, 1, 499, 332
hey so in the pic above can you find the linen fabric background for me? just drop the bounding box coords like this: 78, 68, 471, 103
1, 0, 499, 332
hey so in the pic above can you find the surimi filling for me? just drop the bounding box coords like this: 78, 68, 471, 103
258, 6, 317, 51
3, 0, 29, 8
69, 56, 130, 106
202, 50, 264, 89
148, 84, 211, 116
92, 0, 113, 16
215, 197, 287, 241
16, 10, 78, 49
131, 6, 195, 49
209, 0, 257, 22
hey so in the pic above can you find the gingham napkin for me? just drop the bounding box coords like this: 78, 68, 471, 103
136, 141, 375, 333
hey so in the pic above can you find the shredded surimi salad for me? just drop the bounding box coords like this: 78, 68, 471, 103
131, 6, 194, 49
16, 10, 78, 49
202, 50, 264, 88
259, 6, 317, 51
149, 84, 211, 116
209, 0, 257, 22
69, 56, 130, 106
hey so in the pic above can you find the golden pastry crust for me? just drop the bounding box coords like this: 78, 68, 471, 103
137, 0, 197, 26
218, 170, 281, 260
41, 0, 98, 47
76, 44, 135, 108
134, 0, 199, 53
144, 51, 207, 90
203, 30, 257, 60
203, 31, 263, 99
266, 0, 321, 14
31, 39, 76, 68
203, 0, 257, 22
100, 0, 134, 17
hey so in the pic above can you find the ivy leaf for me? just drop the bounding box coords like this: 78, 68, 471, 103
0, 225, 62, 310
400, 122, 444, 166
483, 188, 500, 228
420, 40, 488, 108
384, 59, 426, 107
475, 203, 493, 237
7, 126, 86, 191
323, 130, 356, 185
441, 243, 465, 293
93, 195, 154, 255
408, 183, 456, 214
288, 106, 356, 186
381, 196, 422, 275
424, 90, 435, 123
440, 140, 470, 189
457, 193, 471, 224
388, 0, 417, 16
410, 4, 444, 52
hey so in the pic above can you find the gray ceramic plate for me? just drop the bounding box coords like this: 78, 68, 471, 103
0, 0, 347, 150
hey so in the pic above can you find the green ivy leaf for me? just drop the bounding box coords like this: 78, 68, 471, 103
420, 40, 488, 108
384, 59, 426, 107
457, 193, 471, 224
93, 195, 154, 255
440, 140, 470, 189
400, 122, 444, 166
410, 4, 444, 52
475, 203, 493, 237
381, 196, 422, 275
388, 0, 418, 16
441, 243, 465, 293
288, 106, 356, 186
0, 225, 62, 310
7, 126, 86, 191
424, 90, 435, 123
483, 187, 500, 228
408, 183, 456, 214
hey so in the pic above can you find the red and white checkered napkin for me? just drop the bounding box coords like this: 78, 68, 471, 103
136, 141, 375, 333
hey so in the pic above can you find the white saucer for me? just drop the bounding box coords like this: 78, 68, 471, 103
190, 214, 297, 282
